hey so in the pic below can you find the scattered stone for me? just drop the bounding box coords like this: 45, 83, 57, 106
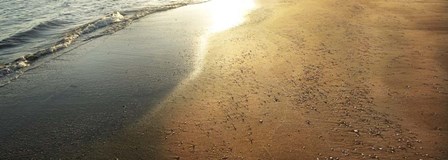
259, 120, 263, 123
305, 120, 311, 125
274, 97, 280, 102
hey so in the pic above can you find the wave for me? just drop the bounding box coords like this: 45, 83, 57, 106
0, 2, 196, 82
0, 20, 67, 50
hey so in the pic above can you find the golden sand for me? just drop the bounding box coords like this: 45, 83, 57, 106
91, 0, 448, 159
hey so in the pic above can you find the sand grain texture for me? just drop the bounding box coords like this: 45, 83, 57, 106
93, 0, 448, 159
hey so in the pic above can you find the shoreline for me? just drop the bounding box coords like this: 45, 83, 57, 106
0, 2, 195, 79
127, 0, 448, 159
0, 2, 216, 159
0, 0, 446, 159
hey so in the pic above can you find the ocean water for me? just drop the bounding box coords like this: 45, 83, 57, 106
0, 0, 204, 76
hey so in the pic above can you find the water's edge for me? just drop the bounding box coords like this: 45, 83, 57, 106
0, 1, 207, 86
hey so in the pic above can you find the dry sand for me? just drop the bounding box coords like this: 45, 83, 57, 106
92, 0, 448, 159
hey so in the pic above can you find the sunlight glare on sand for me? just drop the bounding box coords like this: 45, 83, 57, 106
207, 0, 255, 33
188, 0, 255, 80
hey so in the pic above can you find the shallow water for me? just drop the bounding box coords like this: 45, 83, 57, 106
0, 4, 207, 158
0, 0, 203, 64
0, 0, 256, 158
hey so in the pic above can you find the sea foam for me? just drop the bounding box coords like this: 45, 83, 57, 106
0, 2, 202, 83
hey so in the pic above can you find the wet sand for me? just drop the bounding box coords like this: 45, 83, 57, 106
100, 0, 448, 159
0, 5, 213, 159
1, 0, 447, 159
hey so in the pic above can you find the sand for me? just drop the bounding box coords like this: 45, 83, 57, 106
88, 0, 448, 159
4, 0, 447, 159
0, 4, 212, 159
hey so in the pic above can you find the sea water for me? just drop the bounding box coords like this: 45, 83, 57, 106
0, 0, 204, 69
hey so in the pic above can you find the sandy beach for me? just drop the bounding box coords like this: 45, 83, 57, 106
90, 0, 448, 159
0, 4, 211, 159
1, 0, 447, 159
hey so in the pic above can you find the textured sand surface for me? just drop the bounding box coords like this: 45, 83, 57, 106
91, 0, 448, 159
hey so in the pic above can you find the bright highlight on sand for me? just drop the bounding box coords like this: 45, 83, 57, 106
189, 0, 256, 79
207, 0, 255, 33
